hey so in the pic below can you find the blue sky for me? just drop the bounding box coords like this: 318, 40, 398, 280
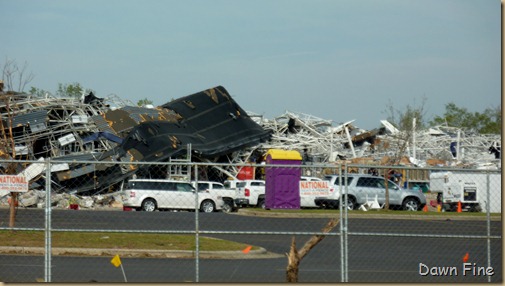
1, 0, 501, 130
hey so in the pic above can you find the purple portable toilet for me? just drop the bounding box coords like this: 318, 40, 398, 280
265, 149, 302, 209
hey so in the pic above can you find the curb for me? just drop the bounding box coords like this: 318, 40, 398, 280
0, 246, 283, 259
234, 209, 502, 221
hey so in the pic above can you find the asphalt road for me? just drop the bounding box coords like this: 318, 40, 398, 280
0, 208, 501, 283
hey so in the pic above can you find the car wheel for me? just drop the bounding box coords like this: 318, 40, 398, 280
403, 198, 420, 211
469, 204, 481, 212
221, 201, 233, 213
257, 199, 266, 209
341, 197, 356, 210
141, 199, 157, 212
200, 200, 215, 213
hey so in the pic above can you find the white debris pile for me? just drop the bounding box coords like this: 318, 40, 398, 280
0, 190, 125, 209
242, 110, 501, 169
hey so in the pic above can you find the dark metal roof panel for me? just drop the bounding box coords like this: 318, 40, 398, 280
90, 115, 116, 134
11, 110, 47, 127
118, 86, 271, 162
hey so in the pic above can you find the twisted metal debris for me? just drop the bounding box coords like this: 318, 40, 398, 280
0, 87, 500, 205
239, 110, 501, 169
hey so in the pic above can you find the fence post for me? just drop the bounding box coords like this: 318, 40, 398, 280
342, 163, 349, 282
486, 172, 491, 283
44, 158, 52, 282
339, 164, 344, 282
194, 163, 200, 282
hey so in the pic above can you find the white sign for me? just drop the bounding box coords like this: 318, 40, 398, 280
0, 175, 29, 192
299, 181, 330, 197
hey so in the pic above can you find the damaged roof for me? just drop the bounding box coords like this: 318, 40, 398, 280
0, 86, 271, 194
115, 86, 271, 162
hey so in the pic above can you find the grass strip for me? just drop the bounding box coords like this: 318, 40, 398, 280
0, 230, 256, 251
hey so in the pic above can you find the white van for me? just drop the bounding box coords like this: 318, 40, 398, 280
122, 179, 224, 212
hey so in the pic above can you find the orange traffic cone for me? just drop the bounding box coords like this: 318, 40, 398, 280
423, 205, 428, 212
457, 201, 462, 213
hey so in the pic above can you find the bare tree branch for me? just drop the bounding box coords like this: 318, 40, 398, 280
2, 58, 34, 92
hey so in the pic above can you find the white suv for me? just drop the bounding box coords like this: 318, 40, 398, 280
234, 180, 266, 209
122, 179, 224, 212
191, 181, 238, 213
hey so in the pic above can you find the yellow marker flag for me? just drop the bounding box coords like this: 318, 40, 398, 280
111, 254, 122, 267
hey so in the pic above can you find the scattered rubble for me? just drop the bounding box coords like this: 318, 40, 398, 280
0, 189, 124, 209
246, 110, 501, 169
0, 86, 500, 209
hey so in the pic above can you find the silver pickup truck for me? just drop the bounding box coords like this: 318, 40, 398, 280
314, 174, 427, 211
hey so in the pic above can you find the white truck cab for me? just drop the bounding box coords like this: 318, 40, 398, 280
191, 180, 238, 212
234, 180, 266, 209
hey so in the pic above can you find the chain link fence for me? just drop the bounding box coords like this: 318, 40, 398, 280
0, 159, 501, 283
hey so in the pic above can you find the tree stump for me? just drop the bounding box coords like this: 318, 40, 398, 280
286, 218, 339, 282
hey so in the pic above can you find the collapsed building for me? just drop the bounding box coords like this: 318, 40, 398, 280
0, 85, 500, 206
0, 86, 271, 196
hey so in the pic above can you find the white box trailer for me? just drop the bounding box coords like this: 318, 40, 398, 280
429, 171, 501, 213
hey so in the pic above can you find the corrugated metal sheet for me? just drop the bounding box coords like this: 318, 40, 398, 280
122, 106, 159, 123
53, 152, 102, 162
90, 115, 117, 134
12, 110, 47, 128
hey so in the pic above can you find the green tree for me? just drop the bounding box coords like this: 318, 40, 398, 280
137, 98, 153, 107
31, 83, 95, 98
56, 82, 88, 98
430, 103, 501, 134
482, 106, 502, 134
28, 86, 51, 97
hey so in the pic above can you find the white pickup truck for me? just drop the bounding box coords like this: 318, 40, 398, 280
234, 177, 326, 209
191, 181, 238, 213
234, 180, 267, 209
